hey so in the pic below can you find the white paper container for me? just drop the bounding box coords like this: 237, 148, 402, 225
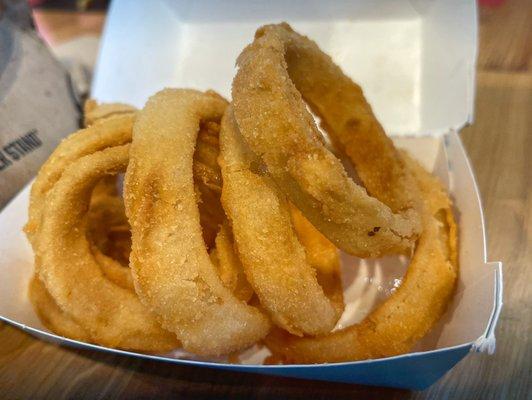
0, 0, 502, 390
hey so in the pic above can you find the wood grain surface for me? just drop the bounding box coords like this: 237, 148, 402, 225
1, 2, 531, 399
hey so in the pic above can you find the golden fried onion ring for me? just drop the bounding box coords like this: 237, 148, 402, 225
27, 100, 243, 348
232, 23, 421, 258
28, 276, 91, 342
265, 153, 458, 363
86, 193, 133, 290
290, 205, 344, 318
220, 108, 340, 336
213, 222, 254, 303
26, 110, 137, 341
36, 145, 178, 351
83, 99, 137, 127
124, 89, 270, 356
25, 114, 135, 245
193, 120, 226, 249
28, 103, 230, 339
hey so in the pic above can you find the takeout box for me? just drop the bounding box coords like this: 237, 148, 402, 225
0, 0, 502, 390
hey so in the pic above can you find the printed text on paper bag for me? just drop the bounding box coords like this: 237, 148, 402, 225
0, 130, 42, 171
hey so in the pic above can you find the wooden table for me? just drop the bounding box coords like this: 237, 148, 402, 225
1, 2, 530, 398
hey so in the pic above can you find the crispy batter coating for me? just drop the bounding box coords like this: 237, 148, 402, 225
124, 89, 270, 355
25, 25, 459, 362
193, 120, 226, 249
28, 275, 91, 342
27, 103, 229, 343
83, 99, 137, 127
220, 108, 340, 336
265, 152, 458, 363
233, 23, 421, 258
290, 205, 344, 318
89, 197, 131, 268
36, 145, 178, 351
24, 114, 135, 245
214, 222, 254, 302
24, 115, 138, 342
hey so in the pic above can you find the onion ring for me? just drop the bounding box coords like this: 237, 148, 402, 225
26, 111, 138, 339
25, 114, 135, 245
27, 109, 232, 344
124, 89, 270, 356
193, 120, 225, 249
83, 99, 137, 127
290, 205, 344, 318
28, 276, 91, 342
213, 222, 254, 303
27, 100, 230, 332
36, 144, 178, 351
83, 102, 135, 268
232, 23, 421, 258
25, 114, 136, 295
220, 107, 340, 336
265, 152, 458, 363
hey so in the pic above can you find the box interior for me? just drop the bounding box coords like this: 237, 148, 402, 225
93, 0, 477, 136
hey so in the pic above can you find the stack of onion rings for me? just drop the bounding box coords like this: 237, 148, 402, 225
264, 152, 458, 363
233, 23, 422, 258
220, 107, 341, 336
25, 23, 458, 362
124, 89, 270, 355
36, 144, 180, 350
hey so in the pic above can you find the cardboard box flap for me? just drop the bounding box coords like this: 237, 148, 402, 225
93, 0, 477, 136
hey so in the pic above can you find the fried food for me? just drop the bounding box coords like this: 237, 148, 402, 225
290, 205, 344, 318
214, 222, 254, 302
35, 144, 178, 351
84, 99, 225, 249
220, 107, 340, 336
82, 101, 135, 267
25, 23, 460, 363
232, 23, 421, 258
28, 276, 91, 342
27, 97, 232, 349
83, 111, 223, 261
24, 114, 135, 290
84, 99, 137, 127
265, 152, 458, 363
194, 120, 225, 249
25, 107, 139, 337
124, 89, 270, 356
87, 193, 131, 258
24, 114, 135, 246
